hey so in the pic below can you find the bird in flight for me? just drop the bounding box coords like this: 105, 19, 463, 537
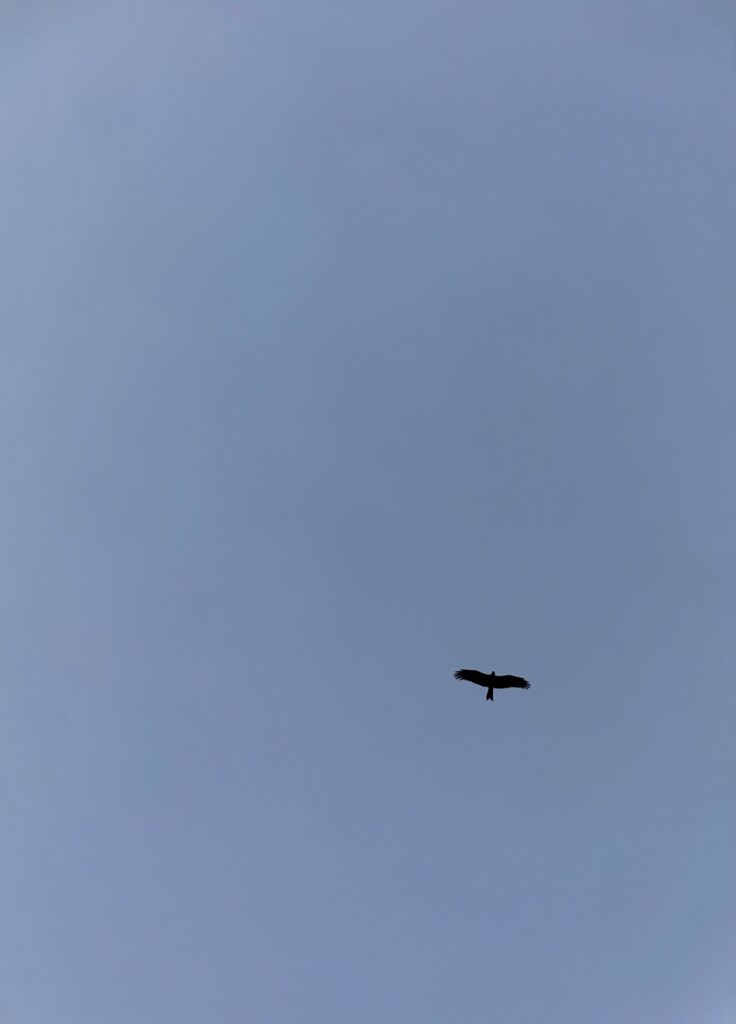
454, 669, 531, 702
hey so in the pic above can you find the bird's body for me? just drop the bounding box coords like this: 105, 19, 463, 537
453, 668, 531, 702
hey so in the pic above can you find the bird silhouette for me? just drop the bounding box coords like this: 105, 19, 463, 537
454, 669, 531, 702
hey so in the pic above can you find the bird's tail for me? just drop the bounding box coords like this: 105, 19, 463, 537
486, 688, 494, 701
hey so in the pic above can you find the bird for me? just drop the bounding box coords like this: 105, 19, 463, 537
453, 668, 531, 702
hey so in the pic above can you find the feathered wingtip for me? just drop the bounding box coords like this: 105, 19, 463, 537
519, 679, 531, 689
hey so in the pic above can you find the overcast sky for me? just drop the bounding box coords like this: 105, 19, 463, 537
1, 3, 734, 1022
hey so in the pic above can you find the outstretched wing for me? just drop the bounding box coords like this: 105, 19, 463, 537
507, 675, 531, 690
454, 669, 488, 687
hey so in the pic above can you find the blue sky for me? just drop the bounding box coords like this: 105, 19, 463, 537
1, 3, 734, 1022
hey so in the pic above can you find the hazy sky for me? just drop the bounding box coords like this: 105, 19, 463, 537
1, 3, 734, 1022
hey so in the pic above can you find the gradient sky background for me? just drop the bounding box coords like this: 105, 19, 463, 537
1, 3, 734, 1022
